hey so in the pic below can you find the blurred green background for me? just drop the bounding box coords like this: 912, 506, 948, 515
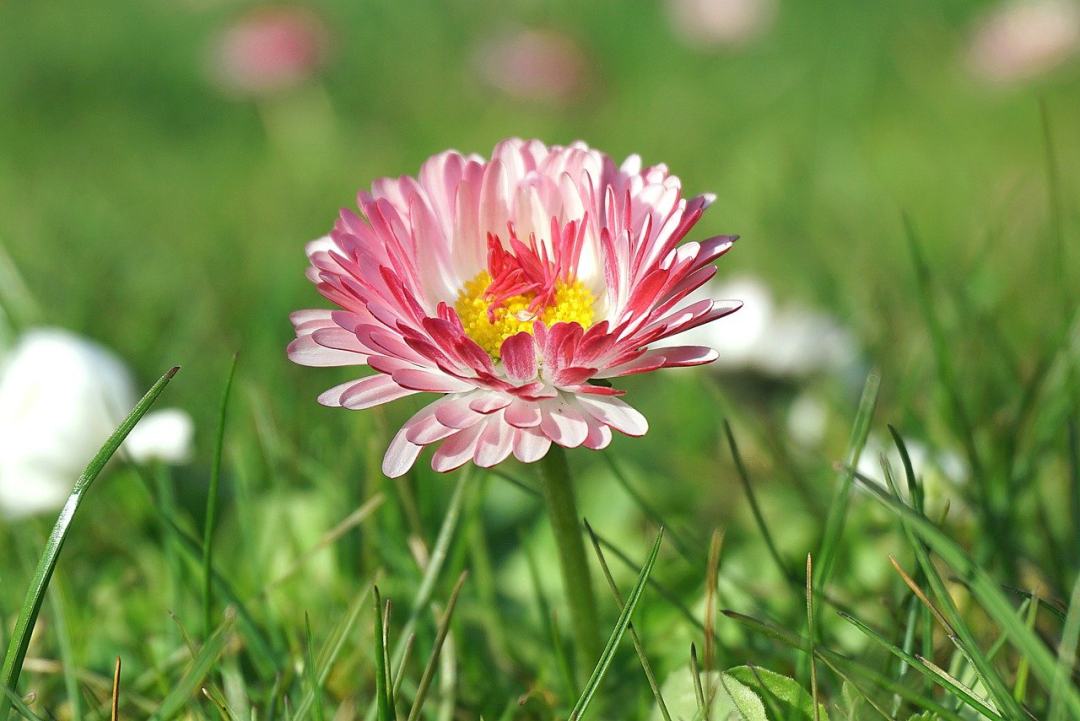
1, 0, 1078, 717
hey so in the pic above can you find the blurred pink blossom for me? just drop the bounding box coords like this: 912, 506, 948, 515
967, 0, 1080, 83
212, 6, 328, 96
666, 0, 777, 48
473, 29, 590, 103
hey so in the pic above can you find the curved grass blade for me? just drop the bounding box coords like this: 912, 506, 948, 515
813, 370, 879, 608
852, 465, 1079, 718
0, 366, 179, 719
722, 610, 964, 721
204, 353, 238, 638
584, 520, 671, 721
837, 611, 1003, 720
373, 588, 392, 721
150, 612, 235, 721
568, 527, 664, 721
406, 571, 468, 721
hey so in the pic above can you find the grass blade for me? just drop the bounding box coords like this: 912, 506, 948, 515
853, 464, 1080, 718
373, 588, 393, 721
723, 421, 789, 583
837, 611, 1003, 719
584, 520, 671, 721
293, 586, 373, 721
204, 353, 238, 638
568, 526, 664, 721
406, 571, 468, 721
151, 612, 234, 721
0, 366, 179, 718
812, 369, 879, 628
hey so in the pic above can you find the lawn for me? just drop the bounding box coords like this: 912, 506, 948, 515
0, 1, 1078, 719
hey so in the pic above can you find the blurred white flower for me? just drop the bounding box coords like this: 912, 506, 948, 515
666, 0, 777, 48
210, 6, 329, 97
0, 328, 193, 520
786, 391, 828, 448
472, 29, 590, 103
667, 275, 860, 379
967, 0, 1080, 84
126, 408, 195, 465
856, 433, 968, 513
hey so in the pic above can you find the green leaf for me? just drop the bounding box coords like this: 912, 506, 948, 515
651, 668, 765, 721
726, 666, 830, 721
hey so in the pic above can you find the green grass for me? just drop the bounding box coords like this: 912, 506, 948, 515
1, 0, 1079, 719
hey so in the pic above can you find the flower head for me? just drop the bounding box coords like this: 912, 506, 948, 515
0, 329, 194, 519
472, 29, 590, 104
967, 0, 1080, 84
211, 6, 328, 97
288, 139, 738, 477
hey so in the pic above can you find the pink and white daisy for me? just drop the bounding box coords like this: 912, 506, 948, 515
288, 139, 739, 477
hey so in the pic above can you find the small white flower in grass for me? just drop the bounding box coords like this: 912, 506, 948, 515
786, 391, 829, 448
0, 328, 193, 519
126, 408, 195, 464
967, 0, 1080, 84
666, 0, 777, 48
662, 275, 860, 380
856, 433, 968, 515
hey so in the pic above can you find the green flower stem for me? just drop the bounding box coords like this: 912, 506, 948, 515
538, 445, 602, 678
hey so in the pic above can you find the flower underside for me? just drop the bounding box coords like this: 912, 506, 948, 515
454, 270, 596, 359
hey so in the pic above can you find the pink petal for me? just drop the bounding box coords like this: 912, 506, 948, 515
382, 426, 424, 478
431, 423, 486, 472
288, 335, 366, 367
505, 399, 542, 428
469, 392, 512, 414
391, 368, 476, 393
340, 374, 416, 410
577, 396, 649, 437
512, 427, 552, 463
539, 399, 589, 448
583, 414, 613, 450
499, 332, 538, 382
474, 417, 515, 467
434, 395, 485, 428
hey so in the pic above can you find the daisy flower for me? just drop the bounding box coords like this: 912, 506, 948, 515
0, 328, 194, 519
288, 138, 739, 477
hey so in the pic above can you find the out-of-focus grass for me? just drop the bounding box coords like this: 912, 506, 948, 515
0, 0, 1078, 719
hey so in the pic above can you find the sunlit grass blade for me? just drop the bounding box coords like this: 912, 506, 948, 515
568, 527, 664, 721
2, 686, 47, 721
852, 463, 1080, 718
151, 611, 235, 721
902, 216, 992, 531
302, 614, 325, 721
48, 579, 81, 721
723, 421, 789, 582
584, 520, 671, 721
813, 369, 879, 614
837, 610, 1003, 719
721, 610, 964, 721
204, 353, 238, 639
406, 571, 467, 721
0, 366, 179, 719
293, 586, 373, 721
1048, 575, 1080, 721
877, 448, 1027, 719
372, 588, 393, 721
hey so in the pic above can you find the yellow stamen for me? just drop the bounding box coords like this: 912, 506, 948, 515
454, 271, 596, 360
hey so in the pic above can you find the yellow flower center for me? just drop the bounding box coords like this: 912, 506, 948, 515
454, 271, 596, 360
